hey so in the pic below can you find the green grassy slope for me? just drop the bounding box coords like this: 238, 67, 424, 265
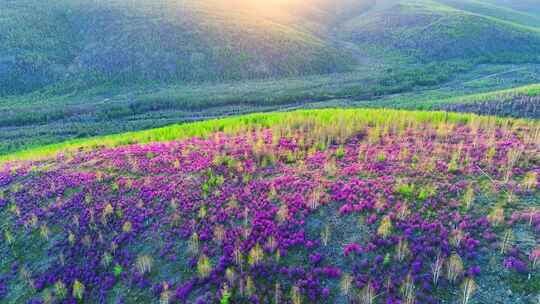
431, 83, 540, 106
2, 63, 540, 157
342, 0, 540, 63
299, 65, 540, 112
437, 0, 540, 28
1, 108, 533, 165
0, 0, 352, 96
360, 83, 540, 116
431, 84, 540, 118
483, 0, 540, 15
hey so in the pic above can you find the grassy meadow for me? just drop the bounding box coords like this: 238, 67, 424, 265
1, 108, 539, 303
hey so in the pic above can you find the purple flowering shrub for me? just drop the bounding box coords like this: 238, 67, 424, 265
0, 121, 539, 303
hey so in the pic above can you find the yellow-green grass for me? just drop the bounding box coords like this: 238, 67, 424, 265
2, 109, 538, 165
427, 83, 540, 107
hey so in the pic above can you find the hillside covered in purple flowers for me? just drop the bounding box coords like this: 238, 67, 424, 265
0, 109, 539, 303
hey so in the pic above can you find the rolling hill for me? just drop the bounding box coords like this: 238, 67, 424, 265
483, 0, 540, 15
341, 0, 540, 63
437, 0, 540, 28
0, 0, 352, 96
4, 0, 540, 97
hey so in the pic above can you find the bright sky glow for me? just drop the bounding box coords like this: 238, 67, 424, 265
206, 0, 316, 19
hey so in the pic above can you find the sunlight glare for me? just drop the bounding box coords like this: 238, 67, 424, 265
206, 0, 315, 19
